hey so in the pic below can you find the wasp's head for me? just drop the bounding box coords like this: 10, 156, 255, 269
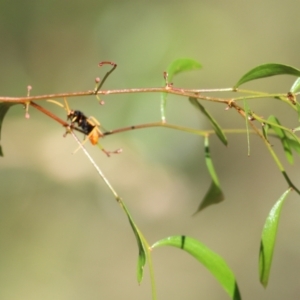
67, 110, 86, 124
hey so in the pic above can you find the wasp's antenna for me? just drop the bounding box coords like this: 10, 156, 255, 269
63, 97, 71, 114
47, 99, 65, 108
47, 97, 72, 118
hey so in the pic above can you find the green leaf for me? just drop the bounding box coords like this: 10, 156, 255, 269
161, 58, 202, 121
189, 97, 227, 146
267, 115, 293, 164
167, 58, 202, 83
290, 77, 300, 93
152, 236, 241, 300
262, 123, 270, 142
262, 115, 300, 160
198, 181, 224, 212
286, 137, 300, 154
259, 188, 292, 287
121, 202, 146, 283
234, 63, 300, 88
194, 136, 224, 213
0, 103, 17, 157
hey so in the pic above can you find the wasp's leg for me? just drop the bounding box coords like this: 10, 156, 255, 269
72, 135, 91, 154
72, 126, 100, 153
96, 142, 111, 157
96, 143, 123, 157
63, 125, 73, 138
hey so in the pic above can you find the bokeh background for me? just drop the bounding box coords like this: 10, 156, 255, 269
1, 1, 300, 299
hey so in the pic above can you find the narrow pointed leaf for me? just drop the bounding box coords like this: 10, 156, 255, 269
261, 123, 300, 194
259, 188, 292, 287
161, 58, 202, 121
197, 180, 224, 212
189, 97, 227, 146
167, 58, 202, 82
234, 63, 300, 88
121, 202, 146, 283
262, 122, 270, 142
0, 103, 17, 156
194, 136, 224, 213
290, 77, 300, 93
266, 122, 300, 155
286, 137, 300, 154
267, 115, 293, 164
152, 236, 241, 300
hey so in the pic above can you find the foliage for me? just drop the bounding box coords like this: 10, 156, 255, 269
1, 59, 300, 299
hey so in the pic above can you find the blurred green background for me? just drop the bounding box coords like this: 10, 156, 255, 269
1, 1, 300, 299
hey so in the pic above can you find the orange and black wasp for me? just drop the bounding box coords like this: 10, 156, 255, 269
48, 98, 120, 156
66, 109, 103, 147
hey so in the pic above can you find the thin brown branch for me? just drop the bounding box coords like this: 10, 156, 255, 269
229, 100, 270, 143
30, 101, 68, 126
30, 101, 86, 135
0, 87, 230, 105
103, 121, 207, 137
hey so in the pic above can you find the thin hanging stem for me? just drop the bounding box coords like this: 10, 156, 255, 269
69, 130, 157, 300
70, 130, 120, 199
